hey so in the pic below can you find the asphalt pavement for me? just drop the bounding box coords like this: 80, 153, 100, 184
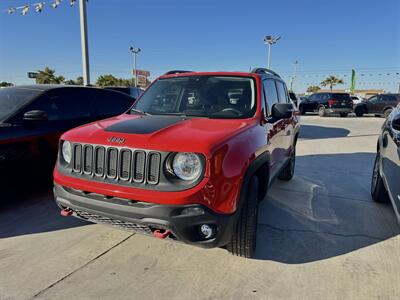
1, 115, 399, 300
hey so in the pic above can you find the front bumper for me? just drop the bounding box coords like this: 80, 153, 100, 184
54, 184, 238, 248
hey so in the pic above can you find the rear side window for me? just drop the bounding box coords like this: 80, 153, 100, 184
382, 95, 398, 102
92, 90, 133, 118
263, 79, 279, 115
276, 81, 289, 103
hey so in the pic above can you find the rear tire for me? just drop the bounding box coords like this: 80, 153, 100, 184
339, 113, 348, 118
318, 106, 327, 117
279, 147, 296, 181
384, 108, 393, 118
226, 176, 259, 258
371, 153, 390, 203
355, 106, 364, 117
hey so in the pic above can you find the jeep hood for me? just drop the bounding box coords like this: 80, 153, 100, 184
61, 114, 254, 153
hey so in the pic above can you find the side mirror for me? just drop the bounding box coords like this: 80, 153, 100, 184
271, 103, 293, 119
23, 110, 48, 123
392, 116, 400, 131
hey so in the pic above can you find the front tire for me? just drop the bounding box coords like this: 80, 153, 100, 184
227, 176, 259, 258
371, 153, 389, 203
318, 106, 327, 117
279, 147, 296, 181
355, 106, 364, 117
384, 108, 393, 118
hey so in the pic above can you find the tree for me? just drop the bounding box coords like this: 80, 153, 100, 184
36, 67, 65, 84
64, 76, 84, 86
306, 85, 320, 93
320, 76, 344, 91
96, 74, 135, 87
0, 82, 14, 87
96, 74, 120, 87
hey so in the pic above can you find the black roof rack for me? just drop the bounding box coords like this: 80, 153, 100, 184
164, 70, 193, 75
251, 68, 281, 78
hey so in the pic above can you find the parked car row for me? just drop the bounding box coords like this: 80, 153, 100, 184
295, 92, 400, 118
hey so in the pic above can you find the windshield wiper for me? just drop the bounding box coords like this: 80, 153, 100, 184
130, 108, 151, 116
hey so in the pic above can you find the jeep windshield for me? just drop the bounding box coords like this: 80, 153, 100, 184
131, 76, 256, 119
0, 88, 41, 122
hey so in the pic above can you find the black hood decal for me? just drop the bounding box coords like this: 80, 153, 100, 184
105, 115, 188, 134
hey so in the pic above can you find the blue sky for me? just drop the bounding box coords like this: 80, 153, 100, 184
1, 0, 399, 92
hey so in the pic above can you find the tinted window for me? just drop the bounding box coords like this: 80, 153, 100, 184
92, 90, 133, 118
263, 79, 279, 115
309, 94, 319, 101
0, 88, 42, 122
133, 76, 256, 119
26, 89, 92, 121
382, 95, 397, 102
332, 93, 351, 100
276, 81, 289, 103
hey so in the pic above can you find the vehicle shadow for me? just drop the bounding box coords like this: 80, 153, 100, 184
254, 152, 399, 263
0, 174, 88, 239
299, 125, 350, 139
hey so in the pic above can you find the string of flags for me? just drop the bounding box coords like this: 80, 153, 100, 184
283, 72, 400, 79
4, 0, 82, 15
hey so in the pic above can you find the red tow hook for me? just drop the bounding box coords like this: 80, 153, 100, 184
60, 208, 73, 217
153, 229, 171, 239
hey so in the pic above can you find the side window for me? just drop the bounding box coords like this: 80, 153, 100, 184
27, 89, 92, 121
368, 96, 378, 103
263, 79, 279, 115
275, 81, 289, 103
309, 94, 318, 101
93, 90, 133, 118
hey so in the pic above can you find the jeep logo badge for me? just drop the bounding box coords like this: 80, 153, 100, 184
107, 137, 125, 144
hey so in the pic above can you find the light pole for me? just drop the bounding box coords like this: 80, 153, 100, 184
263, 35, 281, 69
130, 46, 141, 87
79, 0, 90, 85
290, 60, 299, 91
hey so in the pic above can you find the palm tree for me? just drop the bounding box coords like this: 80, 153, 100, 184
36, 67, 65, 84
306, 85, 321, 93
320, 76, 344, 91
96, 74, 121, 87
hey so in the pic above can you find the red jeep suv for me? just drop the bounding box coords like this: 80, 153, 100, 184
54, 68, 300, 258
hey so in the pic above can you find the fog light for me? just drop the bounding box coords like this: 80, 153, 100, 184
181, 207, 204, 216
199, 224, 215, 239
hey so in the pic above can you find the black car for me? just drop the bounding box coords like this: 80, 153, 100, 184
104, 86, 144, 99
354, 94, 400, 118
0, 85, 135, 176
371, 104, 400, 224
299, 92, 353, 117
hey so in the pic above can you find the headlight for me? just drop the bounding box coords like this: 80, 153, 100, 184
172, 152, 202, 181
62, 141, 72, 164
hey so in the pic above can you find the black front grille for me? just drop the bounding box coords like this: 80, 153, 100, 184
71, 143, 161, 185
73, 209, 153, 235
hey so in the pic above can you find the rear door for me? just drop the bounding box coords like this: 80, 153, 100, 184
381, 110, 400, 218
